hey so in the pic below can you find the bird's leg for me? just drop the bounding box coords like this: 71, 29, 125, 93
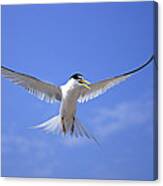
71, 117, 75, 135
61, 116, 66, 135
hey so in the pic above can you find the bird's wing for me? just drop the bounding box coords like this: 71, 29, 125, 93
78, 55, 154, 103
1, 66, 62, 103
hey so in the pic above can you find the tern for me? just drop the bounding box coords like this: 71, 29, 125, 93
1, 55, 154, 142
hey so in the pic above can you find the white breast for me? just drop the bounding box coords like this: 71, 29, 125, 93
59, 79, 81, 119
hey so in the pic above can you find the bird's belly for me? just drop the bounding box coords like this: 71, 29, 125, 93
60, 86, 80, 126
60, 96, 77, 120
59, 98, 76, 131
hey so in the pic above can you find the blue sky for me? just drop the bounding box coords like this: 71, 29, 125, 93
1, 1, 157, 180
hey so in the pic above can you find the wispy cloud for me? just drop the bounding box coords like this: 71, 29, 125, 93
2, 133, 62, 177
89, 100, 152, 138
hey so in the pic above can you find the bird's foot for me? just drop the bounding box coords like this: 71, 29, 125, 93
62, 124, 66, 135
61, 116, 66, 135
70, 124, 74, 135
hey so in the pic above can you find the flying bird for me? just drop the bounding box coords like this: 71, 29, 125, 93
1, 55, 154, 142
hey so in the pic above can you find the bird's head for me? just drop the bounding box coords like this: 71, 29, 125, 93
69, 73, 91, 89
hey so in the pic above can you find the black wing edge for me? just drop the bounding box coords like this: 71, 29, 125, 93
2, 65, 20, 74
115, 55, 155, 78
1, 65, 42, 81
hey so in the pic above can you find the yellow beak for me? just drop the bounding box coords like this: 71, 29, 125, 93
80, 79, 91, 89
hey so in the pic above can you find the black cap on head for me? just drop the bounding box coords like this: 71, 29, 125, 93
69, 73, 84, 80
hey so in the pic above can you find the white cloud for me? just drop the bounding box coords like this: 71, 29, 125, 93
89, 100, 153, 138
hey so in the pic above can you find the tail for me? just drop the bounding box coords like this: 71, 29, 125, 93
31, 115, 100, 145
32, 115, 62, 134
73, 117, 100, 145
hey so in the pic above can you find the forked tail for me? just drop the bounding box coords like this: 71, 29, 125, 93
32, 115, 99, 145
